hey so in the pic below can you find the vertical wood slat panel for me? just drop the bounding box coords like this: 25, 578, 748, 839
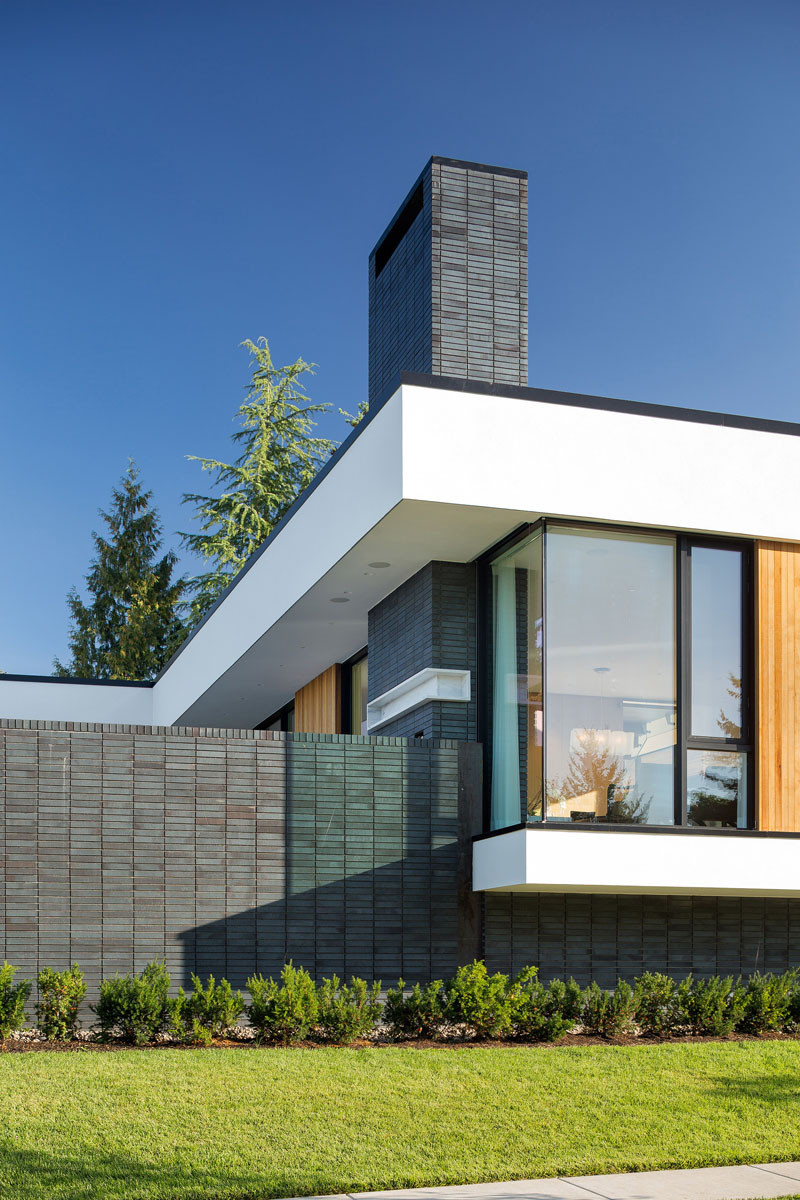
294, 665, 343, 734
757, 541, 800, 831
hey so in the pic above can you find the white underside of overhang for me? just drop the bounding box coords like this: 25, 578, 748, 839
168, 498, 531, 728
473, 827, 800, 898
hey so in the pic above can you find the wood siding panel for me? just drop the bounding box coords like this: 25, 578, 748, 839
294, 665, 342, 734
757, 541, 800, 831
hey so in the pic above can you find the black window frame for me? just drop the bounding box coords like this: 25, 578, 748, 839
478, 519, 755, 832
678, 535, 755, 828
255, 701, 295, 732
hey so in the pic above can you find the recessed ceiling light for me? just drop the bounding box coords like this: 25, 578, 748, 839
330, 596, 350, 603
368, 561, 391, 568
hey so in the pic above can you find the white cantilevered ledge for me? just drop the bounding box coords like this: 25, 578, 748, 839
366, 667, 471, 733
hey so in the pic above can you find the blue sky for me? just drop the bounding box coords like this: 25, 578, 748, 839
2, 0, 798, 674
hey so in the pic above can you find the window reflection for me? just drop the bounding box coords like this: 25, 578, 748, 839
691, 547, 742, 738
687, 749, 747, 828
488, 524, 751, 833
544, 528, 676, 826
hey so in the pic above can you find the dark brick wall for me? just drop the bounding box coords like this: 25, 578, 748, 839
485, 892, 800, 988
0, 722, 482, 1018
368, 172, 433, 404
367, 561, 478, 740
368, 158, 528, 403
432, 160, 528, 387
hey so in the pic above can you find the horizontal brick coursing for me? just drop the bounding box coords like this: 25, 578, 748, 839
369, 160, 528, 403
367, 562, 478, 741
485, 892, 800, 988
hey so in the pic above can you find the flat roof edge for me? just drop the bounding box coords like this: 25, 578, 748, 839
394, 371, 800, 439
430, 155, 527, 179
0, 673, 153, 688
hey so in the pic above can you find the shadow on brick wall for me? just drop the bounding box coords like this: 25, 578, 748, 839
177, 844, 481, 989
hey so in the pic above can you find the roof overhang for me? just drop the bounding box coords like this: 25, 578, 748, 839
4, 375, 800, 727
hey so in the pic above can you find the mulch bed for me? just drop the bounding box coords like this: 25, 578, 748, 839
3, 1030, 799, 1053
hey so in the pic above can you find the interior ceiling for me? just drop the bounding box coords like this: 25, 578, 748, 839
176, 499, 535, 728
544, 532, 675, 701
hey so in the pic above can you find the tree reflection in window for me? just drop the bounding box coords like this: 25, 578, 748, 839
546, 729, 652, 825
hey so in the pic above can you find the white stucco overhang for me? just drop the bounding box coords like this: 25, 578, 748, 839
4, 374, 800, 727
473, 827, 800, 898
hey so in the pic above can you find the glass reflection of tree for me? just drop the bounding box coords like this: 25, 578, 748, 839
685, 674, 742, 827
718, 674, 742, 739
548, 730, 651, 824
688, 763, 737, 827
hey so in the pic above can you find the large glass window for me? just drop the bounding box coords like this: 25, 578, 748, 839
544, 527, 676, 826
487, 523, 752, 832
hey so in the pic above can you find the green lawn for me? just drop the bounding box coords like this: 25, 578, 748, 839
2, 1042, 800, 1200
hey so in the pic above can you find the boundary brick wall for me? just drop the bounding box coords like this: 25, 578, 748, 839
0, 722, 482, 1015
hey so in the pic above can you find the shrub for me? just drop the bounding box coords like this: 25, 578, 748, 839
167, 1002, 213, 1047
182, 974, 243, 1038
315, 975, 382, 1043
93, 961, 171, 1044
444, 960, 513, 1039
581, 980, 636, 1037
633, 971, 682, 1036
0, 962, 31, 1039
384, 979, 447, 1040
739, 970, 796, 1034
509, 967, 582, 1042
676, 974, 745, 1036
789, 978, 800, 1029
35, 964, 87, 1040
246, 963, 318, 1044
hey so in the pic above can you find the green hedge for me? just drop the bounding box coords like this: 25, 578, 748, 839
3, 959, 800, 1044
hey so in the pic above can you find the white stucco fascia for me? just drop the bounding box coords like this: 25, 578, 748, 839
0, 678, 154, 724
399, 384, 800, 542
473, 827, 800, 898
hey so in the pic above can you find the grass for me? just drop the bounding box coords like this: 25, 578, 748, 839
1, 1042, 800, 1200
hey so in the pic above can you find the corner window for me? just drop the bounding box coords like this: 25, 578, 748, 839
486, 523, 752, 832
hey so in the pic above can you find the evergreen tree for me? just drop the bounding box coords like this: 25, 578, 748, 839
181, 338, 336, 623
549, 729, 651, 824
54, 463, 187, 680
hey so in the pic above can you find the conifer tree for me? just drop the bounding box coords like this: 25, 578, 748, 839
54, 463, 187, 680
181, 338, 336, 623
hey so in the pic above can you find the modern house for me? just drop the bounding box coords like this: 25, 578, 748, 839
2, 156, 800, 1002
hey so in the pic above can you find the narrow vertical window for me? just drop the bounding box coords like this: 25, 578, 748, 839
690, 547, 742, 739
350, 655, 369, 735
490, 528, 543, 829
686, 544, 750, 828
